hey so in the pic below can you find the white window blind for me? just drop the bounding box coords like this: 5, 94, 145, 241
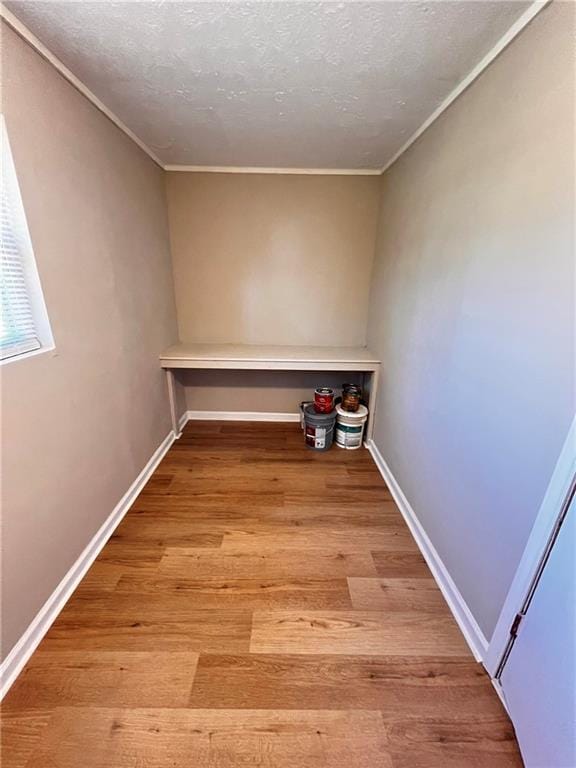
0, 116, 52, 363
1, 165, 41, 360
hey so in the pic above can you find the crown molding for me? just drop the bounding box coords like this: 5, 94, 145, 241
0, 6, 164, 168
164, 165, 381, 175
381, 0, 551, 174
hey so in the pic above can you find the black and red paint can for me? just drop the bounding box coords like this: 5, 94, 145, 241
314, 387, 335, 413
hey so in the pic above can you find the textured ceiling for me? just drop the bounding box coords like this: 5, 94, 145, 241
6, 1, 530, 169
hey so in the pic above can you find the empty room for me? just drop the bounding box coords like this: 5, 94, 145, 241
0, 1, 574, 766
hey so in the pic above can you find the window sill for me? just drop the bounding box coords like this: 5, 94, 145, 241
0, 344, 56, 367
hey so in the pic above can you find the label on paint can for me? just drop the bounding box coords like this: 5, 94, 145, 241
314, 388, 334, 413
306, 425, 327, 449
335, 423, 363, 448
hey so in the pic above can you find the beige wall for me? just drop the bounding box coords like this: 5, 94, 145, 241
166, 172, 380, 347
1, 25, 178, 659
181, 370, 363, 414
367, 2, 575, 639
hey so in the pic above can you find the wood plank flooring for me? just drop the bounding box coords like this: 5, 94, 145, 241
1, 421, 522, 767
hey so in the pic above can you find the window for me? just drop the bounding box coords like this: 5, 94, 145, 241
1, 117, 53, 362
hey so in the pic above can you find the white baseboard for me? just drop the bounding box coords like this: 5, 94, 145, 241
185, 410, 300, 422
0, 428, 177, 699
366, 439, 489, 662
177, 411, 189, 435
491, 677, 510, 715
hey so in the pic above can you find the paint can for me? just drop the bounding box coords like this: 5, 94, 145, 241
303, 403, 336, 451
335, 403, 368, 450
341, 383, 362, 412
314, 387, 335, 413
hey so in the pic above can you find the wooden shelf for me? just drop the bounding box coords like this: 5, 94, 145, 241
160, 343, 380, 372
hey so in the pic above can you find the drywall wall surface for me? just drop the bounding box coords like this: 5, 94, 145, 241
367, 1, 575, 640
166, 172, 380, 347
182, 370, 363, 414
1, 24, 178, 659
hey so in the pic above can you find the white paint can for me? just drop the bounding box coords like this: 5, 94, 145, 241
335, 403, 368, 450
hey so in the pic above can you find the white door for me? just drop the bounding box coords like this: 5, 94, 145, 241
500, 497, 575, 768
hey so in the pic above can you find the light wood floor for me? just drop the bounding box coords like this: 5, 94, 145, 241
2, 421, 522, 767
